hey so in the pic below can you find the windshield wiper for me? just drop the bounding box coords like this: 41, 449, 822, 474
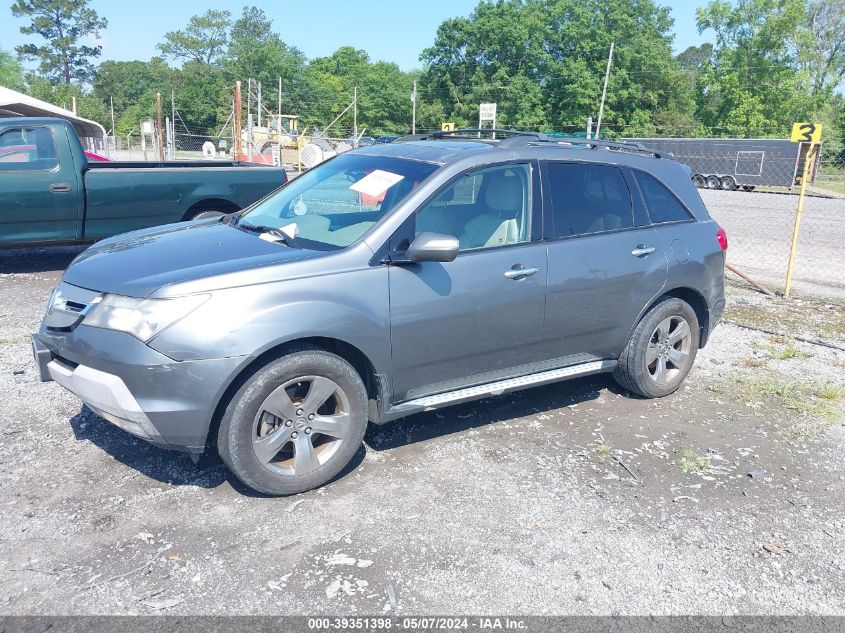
237, 221, 298, 248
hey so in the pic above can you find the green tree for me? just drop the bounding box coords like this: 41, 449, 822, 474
158, 9, 231, 65
92, 58, 173, 135
223, 6, 306, 111
799, 0, 845, 96
10, 0, 107, 84
0, 49, 26, 90
696, 0, 819, 136
419, 0, 691, 136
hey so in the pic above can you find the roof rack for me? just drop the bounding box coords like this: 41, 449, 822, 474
542, 137, 665, 158
396, 128, 664, 158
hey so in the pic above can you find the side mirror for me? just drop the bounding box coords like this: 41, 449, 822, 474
405, 232, 459, 263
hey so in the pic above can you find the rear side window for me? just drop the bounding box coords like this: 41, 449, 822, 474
0, 127, 58, 170
634, 171, 692, 223
545, 162, 633, 238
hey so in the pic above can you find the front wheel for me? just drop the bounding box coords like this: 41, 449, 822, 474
614, 297, 699, 398
218, 347, 368, 495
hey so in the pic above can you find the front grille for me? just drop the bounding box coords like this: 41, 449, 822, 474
44, 282, 102, 332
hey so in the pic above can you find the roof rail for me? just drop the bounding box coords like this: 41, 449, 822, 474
542, 137, 665, 158
435, 128, 549, 141
396, 129, 664, 158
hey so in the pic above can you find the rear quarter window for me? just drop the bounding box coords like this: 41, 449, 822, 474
634, 171, 692, 224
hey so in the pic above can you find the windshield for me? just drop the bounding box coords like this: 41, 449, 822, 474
238, 153, 438, 250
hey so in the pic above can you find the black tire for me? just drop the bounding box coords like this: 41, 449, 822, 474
720, 176, 736, 191
217, 346, 368, 496
706, 175, 721, 190
614, 297, 700, 399
692, 174, 706, 188
190, 209, 227, 221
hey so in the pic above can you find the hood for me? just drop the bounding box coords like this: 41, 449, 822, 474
63, 220, 325, 297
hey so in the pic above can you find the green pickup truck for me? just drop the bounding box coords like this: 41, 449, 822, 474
0, 117, 288, 247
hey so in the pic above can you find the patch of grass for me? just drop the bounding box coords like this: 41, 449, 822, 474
677, 448, 711, 474
595, 442, 613, 462
725, 297, 845, 345
764, 345, 811, 360
732, 374, 842, 424
816, 385, 844, 402
738, 356, 768, 368
0, 336, 24, 346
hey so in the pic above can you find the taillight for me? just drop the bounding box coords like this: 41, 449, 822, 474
716, 227, 728, 251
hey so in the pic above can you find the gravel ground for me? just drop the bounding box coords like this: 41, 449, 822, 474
701, 189, 845, 299
1, 248, 844, 616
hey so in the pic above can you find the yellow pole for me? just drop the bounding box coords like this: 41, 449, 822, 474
784, 143, 817, 297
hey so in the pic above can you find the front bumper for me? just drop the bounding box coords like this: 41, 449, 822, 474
32, 327, 249, 453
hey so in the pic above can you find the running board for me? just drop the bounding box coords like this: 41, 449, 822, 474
387, 359, 616, 417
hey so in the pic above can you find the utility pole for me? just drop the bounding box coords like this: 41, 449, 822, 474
234, 81, 242, 159
278, 77, 282, 116
155, 92, 165, 161
595, 41, 614, 139
353, 87, 358, 145
412, 80, 417, 134
71, 96, 77, 115
109, 96, 115, 135
257, 80, 262, 127
170, 90, 176, 159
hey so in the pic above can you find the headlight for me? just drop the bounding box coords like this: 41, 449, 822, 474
83, 294, 209, 342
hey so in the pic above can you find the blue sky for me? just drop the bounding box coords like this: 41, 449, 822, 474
1, 0, 713, 70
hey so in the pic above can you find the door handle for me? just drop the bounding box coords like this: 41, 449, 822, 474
504, 266, 540, 279
631, 245, 656, 258
49, 183, 72, 193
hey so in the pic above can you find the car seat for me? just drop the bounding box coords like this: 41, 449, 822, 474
459, 171, 522, 249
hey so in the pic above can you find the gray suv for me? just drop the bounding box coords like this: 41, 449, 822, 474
32, 131, 727, 495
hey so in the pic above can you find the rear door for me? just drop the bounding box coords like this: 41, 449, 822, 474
0, 124, 82, 245
387, 162, 548, 402
540, 160, 668, 360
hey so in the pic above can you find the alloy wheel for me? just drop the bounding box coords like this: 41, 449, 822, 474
645, 315, 692, 386
252, 375, 351, 476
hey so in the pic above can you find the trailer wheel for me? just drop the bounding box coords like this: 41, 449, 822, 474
706, 175, 721, 189
692, 174, 706, 188
720, 176, 736, 191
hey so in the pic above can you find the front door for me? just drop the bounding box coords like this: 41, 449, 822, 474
0, 124, 81, 245
388, 162, 548, 402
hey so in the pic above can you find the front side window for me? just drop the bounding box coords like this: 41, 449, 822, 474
0, 127, 58, 170
414, 163, 532, 251
545, 162, 633, 238
239, 153, 437, 250
634, 171, 692, 224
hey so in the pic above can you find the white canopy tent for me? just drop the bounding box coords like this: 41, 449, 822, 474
0, 85, 107, 150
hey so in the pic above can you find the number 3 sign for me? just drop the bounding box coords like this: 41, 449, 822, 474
790, 122, 823, 144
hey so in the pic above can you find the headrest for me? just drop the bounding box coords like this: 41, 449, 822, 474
484, 171, 523, 212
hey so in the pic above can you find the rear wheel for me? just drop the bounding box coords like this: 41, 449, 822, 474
614, 297, 699, 399
706, 175, 721, 190
692, 174, 706, 188
720, 176, 736, 191
218, 347, 368, 495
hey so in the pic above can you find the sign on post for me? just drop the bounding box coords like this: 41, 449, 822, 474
479, 103, 497, 132
784, 122, 823, 297
441, 123, 455, 132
